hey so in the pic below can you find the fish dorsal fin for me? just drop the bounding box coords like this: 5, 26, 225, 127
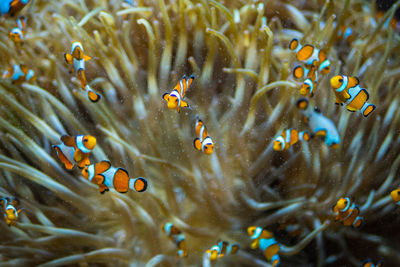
60, 135, 76, 146
96, 161, 112, 173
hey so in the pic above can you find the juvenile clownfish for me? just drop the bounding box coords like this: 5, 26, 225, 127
273, 128, 309, 151
2, 64, 35, 84
162, 222, 188, 258
52, 135, 96, 170
247, 226, 280, 267
162, 75, 194, 113
193, 116, 214, 155
332, 197, 363, 228
293, 65, 318, 96
0, 0, 30, 16
289, 38, 331, 75
9, 16, 26, 44
64, 41, 101, 102
376, 10, 400, 33
390, 189, 400, 205
0, 197, 22, 226
362, 259, 383, 267
337, 25, 355, 43
82, 161, 147, 194
296, 98, 340, 148
330, 75, 376, 117
206, 240, 239, 261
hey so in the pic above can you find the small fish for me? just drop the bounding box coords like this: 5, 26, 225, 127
296, 98, 340, 148
273, 128, 309, 151
330, 75, 376, 117
0, 0, 30, 16
0, 197, 22, 226
332, 197, 363, 228
2, 64, 35, 84
206, 240, 239, 261
162, 222, 188, 258
248, 226, 280, 267
289, 38, 331, 75
293, 64, 318, 96
337, 25, 355, 43
9, 16, 26, 44
362, 259, 383, 267
82, 161, 147, 194
279, 219, 303, 237
52, 135, 96, 170
390, 189, 400, 205
193, 116, 214, 155
64, 41, 101, 102
162, 75, 194, 112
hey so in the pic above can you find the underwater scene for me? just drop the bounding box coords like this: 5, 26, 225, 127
1, 0, 400, 266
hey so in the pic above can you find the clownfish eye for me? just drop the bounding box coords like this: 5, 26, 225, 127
344, 200, 348, 204
175, 99, 178, 102
84, 169, 88, 173
338, 78, 343, 83
397, 191, 400, 195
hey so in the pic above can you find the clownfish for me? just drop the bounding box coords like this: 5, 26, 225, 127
289, 38, 331, 75
390, 189, 400, 205
52, 135, 96, 170
82, 161, 148, 194
64, 41, 101, 102
332, 197, 363, 228
330, 75, 376, 117
362, 259, 383, 267
162, 222, 188, 258
293, 65, 318, 96
273, 128, 309, 151
206, 240, 239, 261
376, 9, 400, 33
296, 98, 340, 148
9, 16, 26, 44
162, 75, 194, 113
0, 0, 30, 16
0, 197, 22, 226
193, 116, 214, 155
337, 25, 355, 43
2, 64, 35, 84
278, 218, 303, 237
248, 226, 280, 267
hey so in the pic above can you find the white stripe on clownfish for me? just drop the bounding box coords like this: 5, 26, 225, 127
201, 137, 213, 152
169, 90, 181, 107
88, 164, 95, 182
251, 226, 263, 239
76, 135, 91, 153
275, 136, 285, 150
335, 75, 348, 93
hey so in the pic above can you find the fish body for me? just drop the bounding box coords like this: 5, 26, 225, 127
0, 197, 22, 226
330, 75, 376, 117
52, 135, 96, 170
9, 16, 26, 43
296, 98, 340, 148
82, 161, 147, 194
2, 64, 35, 84
390, 189, 400, 205
0, 0, 29, 16
206, 241, 239, 261
248, 226, 280, 267
162, 222, 187, 258
273, 128, 309, 151
193, 116, 214, 155
162, 75, 194, 112
293, 65, 318, 96
332, 197, 363, 228
362, 259, 383, 267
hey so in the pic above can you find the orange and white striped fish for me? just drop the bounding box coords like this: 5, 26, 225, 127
289, 38, 331, 75
9, 16, 26, 44
162, 222, 187, 258
82, 161, 148, 194
273, 128, 309, 151
248, 226, 280, 267
390, 189, 400, 205
52, 135, 96, 170
332, 197, 363, 228
0, 0, 30, 16
193, 116, 214, 155
206, 240, 239, 261
362, 259, 383, 267
293, 65, 318, 96
330, 75, 376, 117
0, 197, 22, 226
64, 41, 101, 102
2, 64, 35, 84
162, 75, 194, 113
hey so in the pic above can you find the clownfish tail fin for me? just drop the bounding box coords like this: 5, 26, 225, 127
289, 38, 300, 51
85, 85, 101, 103
361, 103, 376, 117
129, 177, 148, 192
296, 98, 309, 110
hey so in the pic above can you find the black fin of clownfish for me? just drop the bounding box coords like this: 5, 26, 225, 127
296, 98, 309, 110
60, 135, 75, 146
193, 138, 202, 150
87, 90, 101, 103
162, 92, 169, 101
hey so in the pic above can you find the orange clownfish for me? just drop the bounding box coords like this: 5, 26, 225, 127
193, 116, 214, 155
9, 16, 26, 44
332, 197, 363, 228
82, 161, 148, 194
362, 259, 383, 267
273, 128, 309, 151
248, 226, 280, 267
0, 0, 30, 16
0, 197, 22, 226
2, 64, 35, 84
206, 240, 239, 261
293, 65, 318, 96
390, 189, 400, 205
330, 75, 376, 117
289, 38, 331, 75
52, 135, 96, 170
162, 75, 194, 112
162, 222, 187, 258
64, 41, 101, 102
337, 25, 355, 43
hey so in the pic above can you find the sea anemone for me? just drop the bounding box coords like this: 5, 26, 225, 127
0, 0, 400, 266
